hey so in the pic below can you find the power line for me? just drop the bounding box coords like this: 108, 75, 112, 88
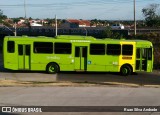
0, 0, 157, 8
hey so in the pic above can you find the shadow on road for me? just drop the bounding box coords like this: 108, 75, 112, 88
56, 71, 160, 86
1, 64, 160, 86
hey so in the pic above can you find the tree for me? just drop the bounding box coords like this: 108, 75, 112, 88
13, 18, 20, 23
101, 27, 113, 38
0, 9, 7, 23
142, 4, 160, 27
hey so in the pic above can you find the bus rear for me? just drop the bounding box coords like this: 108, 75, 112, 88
135, 40, 153, 73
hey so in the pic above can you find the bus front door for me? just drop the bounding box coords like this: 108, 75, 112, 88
74, 46, 87, 71
18, 45, 31, 70
136, 48, 152, 72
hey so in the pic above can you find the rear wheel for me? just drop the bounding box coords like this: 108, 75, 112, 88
46, 63, 59, 74
120, 65, 131, 76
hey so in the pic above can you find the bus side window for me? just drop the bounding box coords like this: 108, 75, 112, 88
90, 44, 105, 55
122, 45, 133, 56
136, 49, 140, 58
148, 48, 152, 60
54, 43, 71, 54
18, 45, 23, 55
142, 49, 147, 58
34, 42, 53, 54
75, 47, 80, 57
106, 44, 121, 55
7, 41, 15, 53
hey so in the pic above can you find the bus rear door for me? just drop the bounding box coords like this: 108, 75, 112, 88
18, 44, 31, 70
74, 46, 87, 71
136, 48, 153, 72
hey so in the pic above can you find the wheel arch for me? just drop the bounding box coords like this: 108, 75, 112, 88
46, 62, 60, 72
120, 63, 133, 72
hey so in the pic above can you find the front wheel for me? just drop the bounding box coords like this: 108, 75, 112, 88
46, 63, 59, 74
120, 65, 131, 76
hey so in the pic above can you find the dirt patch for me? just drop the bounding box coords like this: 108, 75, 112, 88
0, 80, 101, 87
0, 80, 160, 88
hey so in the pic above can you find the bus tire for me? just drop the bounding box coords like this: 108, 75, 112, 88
46, 63, 59, 74
120, 65, 132, 76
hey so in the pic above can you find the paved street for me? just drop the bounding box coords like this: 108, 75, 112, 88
0, 87, 160, 115
0, 87, 160, 106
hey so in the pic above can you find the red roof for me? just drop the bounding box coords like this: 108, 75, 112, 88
67, 19, 90, 27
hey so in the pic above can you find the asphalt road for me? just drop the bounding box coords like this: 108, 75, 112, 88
0, 87, 160, 115
0, 87, 160, 106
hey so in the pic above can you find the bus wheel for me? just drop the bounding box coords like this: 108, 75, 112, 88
120, 65, 131, 76
46, 63, 59, 74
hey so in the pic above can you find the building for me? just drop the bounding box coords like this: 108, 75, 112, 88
61, 19, 91, 28
30, 23, 42, 26
17, 19, 25, 25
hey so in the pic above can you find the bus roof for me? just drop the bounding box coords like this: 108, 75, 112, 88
4, 35, 152, 45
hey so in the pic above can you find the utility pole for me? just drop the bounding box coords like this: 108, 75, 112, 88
24, 0, 27, 20
134, 0, 136, 36
14, 22, 17, 36
55, 15, 57, 36
84, 27, 87, 36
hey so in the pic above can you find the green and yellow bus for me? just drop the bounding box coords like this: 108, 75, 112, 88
3, 35, 153, 76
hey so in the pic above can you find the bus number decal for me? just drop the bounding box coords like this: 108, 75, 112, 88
122, 57, 132, 60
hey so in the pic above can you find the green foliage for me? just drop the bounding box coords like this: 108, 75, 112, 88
12, 18, 20, 23
101, 27, 112, 38
142, 4, 160, 27
0, 9, 7, 23
112, 32, 123, 39
101, 27, 124, 39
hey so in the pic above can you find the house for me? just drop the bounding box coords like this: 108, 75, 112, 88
18, 19, 25, 25
61, 19, 91, 28
30, 23, 42, 26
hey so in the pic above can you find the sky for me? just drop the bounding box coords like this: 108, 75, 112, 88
0, 0, 160, 20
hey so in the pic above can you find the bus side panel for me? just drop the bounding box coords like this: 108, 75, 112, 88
87, 55, 106, 71
31, 54, 74, 71
105, 55, 119, 72
51, 55, 74, 71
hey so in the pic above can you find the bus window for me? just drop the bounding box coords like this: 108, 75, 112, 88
7, 41, 15, 53
90, 44, 105, 55
122, 45, 133, 55
18, 45, 23, 55
106, 44, 121, 55
136, 48, 140, 58
26, 45, 30, 56
82, 47, 87, 57
75, 47, 80, 57
34, 42, 53, 54
142, 49, 147, 58
54, 43, 71, 54
148, 48, 152, 60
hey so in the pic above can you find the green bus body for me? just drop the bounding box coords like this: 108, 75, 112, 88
3, 35, 153, 75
